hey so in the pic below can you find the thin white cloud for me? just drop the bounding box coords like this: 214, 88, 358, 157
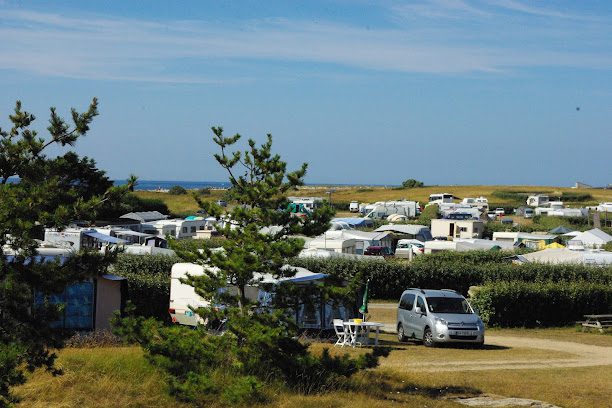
0, 7, 610, 83
486, 0, 589, 20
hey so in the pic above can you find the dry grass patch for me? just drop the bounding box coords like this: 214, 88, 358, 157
15, 347, 187, 408
488, 326, 612, 347
385, 365, 612, 408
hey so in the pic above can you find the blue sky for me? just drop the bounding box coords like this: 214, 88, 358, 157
0, 0, 611, 186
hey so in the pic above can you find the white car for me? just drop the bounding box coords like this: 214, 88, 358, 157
494, 208, 505, 216
395, 239, 425, 258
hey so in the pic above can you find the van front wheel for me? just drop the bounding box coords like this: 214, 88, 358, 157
423, 327, 435, 347
397, 323, 407, 342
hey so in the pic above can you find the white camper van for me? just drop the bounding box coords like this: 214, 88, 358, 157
428, 193, 454, 205
349, 201, 359, 213
168, 263, 343, 329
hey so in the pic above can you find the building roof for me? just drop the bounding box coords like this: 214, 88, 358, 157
332, 217, 374, 228
516, 248, 612, 265
549, 226, 573, 234
120, 211, 168, 223
569, 228, 612, 245
83, 231, 127, 244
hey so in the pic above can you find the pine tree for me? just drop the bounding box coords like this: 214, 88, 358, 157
114, 127, 386, 406
0, 99, 128, 407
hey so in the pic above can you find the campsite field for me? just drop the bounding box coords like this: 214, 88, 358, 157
135, 185, 612, 216
16, 329, 612, 408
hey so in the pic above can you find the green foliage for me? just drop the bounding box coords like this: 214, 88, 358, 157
416, 204, 439, 226
470, 281, 612, 327
168, 185, 188, 195
0, 99, 128, 406
197, 187, 211, 196
603, 242, 612, 252
560, 192, 593, 202
401, 179, 424, 188
98, 193, 169, 219
111, 254, 180, 320
291, 252, 612, 300
114, 127, 376, 406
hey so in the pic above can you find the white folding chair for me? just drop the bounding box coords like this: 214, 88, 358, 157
346, 322, 362, 348
333, 319, 348, 347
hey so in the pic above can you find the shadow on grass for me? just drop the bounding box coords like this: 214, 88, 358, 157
353, 371, 481, 403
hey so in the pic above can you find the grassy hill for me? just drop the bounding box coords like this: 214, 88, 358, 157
135, 185, 612, 216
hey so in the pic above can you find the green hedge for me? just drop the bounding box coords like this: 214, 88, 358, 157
291, 252, 612, 300
470, 281, 612, 327
112, 254, 180, 320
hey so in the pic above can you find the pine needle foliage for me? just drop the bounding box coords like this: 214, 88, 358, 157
114, 127, 386, 406
0, 99, 130, 407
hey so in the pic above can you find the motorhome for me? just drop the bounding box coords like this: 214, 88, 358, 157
365, 200, 419, 219
287, 197, 324, 212
168, 263, 348, 330
349, 201, 359, 213
428, 193, 454, 205
526, 195, 549, 207
461, 196, 489, 211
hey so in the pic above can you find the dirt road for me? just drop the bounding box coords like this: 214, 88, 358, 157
370, 303, 612, 372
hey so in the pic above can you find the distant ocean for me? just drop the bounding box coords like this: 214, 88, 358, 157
113, 179, 394, 191
113, 180, 230, 191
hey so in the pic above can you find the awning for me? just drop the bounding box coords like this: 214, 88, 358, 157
101, 273, 126, 281
83, 231, 126, 244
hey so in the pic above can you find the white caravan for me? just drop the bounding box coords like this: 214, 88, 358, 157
365, 200, 419, 219
428, 193, 454, 205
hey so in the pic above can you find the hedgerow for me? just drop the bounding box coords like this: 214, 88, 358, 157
291, 251, 612, 300
470, 281, 612, 327
112, 254, 180, 319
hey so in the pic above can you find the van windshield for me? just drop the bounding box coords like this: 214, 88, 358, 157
426, 297, 472, 314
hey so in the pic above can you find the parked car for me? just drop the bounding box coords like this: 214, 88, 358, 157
364, 246, 393, 256
396, 288, 485, 347
216, 200, 228, 207
494, 208, 505, 216
395, 239, 424, 258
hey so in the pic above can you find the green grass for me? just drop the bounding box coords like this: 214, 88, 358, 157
136, 185, 612, 218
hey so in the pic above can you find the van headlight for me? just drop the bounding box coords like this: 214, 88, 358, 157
434, 317, 447, 327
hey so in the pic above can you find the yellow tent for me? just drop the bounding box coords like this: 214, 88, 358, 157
544, 242, 565, 249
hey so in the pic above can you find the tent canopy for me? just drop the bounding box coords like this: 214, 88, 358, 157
549, 226, 573, 234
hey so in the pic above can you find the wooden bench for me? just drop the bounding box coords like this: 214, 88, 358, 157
582, 314, 612, 333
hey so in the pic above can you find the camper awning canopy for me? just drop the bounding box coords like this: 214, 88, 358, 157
83, 231, 126, 244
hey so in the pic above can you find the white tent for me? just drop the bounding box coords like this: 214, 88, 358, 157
567, 228, 612, 249
516, 248, 612, 265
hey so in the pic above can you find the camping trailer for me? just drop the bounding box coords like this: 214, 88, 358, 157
168, 263, 352, 330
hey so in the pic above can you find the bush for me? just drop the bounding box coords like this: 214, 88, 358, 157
470, 281, 612, 327
169, 185, 188, 195
401, 179, 424, 188
112, 254, 180, 320
560, 192, 593, 202
291, 252, 612, 300
98, 193, 169, 219
197, 188, 211, 196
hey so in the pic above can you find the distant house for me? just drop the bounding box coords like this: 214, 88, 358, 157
431, 219, 485, 240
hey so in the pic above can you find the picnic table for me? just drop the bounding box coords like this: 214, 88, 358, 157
344, 321, 384, 346
582, 314, 612, 333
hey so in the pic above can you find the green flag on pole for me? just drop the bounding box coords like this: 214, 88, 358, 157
359, 279, 370, 315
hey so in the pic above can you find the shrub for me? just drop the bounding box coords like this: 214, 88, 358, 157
112, 254, 180, 320
560, 192, 593, 202
197, 188, 211, 196
291, 252, 612, 300
168, 185, 188, 195
470, 281, 612, 327
401, 179, 424, 188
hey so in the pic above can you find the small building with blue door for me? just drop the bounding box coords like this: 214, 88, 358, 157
6, 248, 126, 331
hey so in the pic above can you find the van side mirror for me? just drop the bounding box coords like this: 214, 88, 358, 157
415, 306, 423, 314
